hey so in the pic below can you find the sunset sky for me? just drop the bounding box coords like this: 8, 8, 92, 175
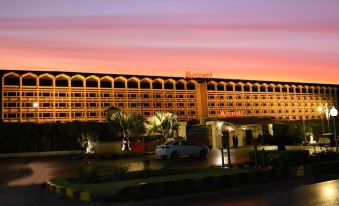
0, 0, 339, 84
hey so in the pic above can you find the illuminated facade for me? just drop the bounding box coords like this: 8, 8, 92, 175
1, 71, 338, 124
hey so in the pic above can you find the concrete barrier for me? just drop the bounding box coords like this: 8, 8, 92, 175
93, 142, 122, 154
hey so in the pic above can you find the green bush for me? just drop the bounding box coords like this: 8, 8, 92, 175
112, 164, 129, 180
249, 150, 309, 168
309, 150, 339, 162
77, 166, 98, 183
0, 121, 119, 153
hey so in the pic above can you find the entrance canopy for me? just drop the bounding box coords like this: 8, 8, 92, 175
205, 117, 284, 126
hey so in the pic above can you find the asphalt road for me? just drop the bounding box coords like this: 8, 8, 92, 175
132, 175, 339, 206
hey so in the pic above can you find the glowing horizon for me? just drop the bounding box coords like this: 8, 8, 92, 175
1, 0, 339, 84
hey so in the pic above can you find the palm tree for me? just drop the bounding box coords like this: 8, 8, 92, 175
105, 106, 121, 122
146, 112, 179, 143
110, 111, 145, 149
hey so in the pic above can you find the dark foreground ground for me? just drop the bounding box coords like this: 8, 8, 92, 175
0, 145, 326, 206
2, 174, 339, 206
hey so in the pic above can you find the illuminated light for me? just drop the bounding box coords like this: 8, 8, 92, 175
317, 106, 323, 112
330, 107, 338, 117
217, 121, 223, 128
321, 182, 337, 200
33, 102, 38, 107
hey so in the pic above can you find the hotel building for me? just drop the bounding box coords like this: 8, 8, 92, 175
1, 70, 338, 148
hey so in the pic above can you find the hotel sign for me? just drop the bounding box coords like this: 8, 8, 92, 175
217, 110, 244, 118
185, 71, 213, 79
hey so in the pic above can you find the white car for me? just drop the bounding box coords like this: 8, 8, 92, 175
155, 140, 209, 160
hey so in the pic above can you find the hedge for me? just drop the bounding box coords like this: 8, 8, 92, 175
249, 150, 310, 168
0, 121, 119, 153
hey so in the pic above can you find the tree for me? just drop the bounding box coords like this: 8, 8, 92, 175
273, 122, 304, 151
110, 111, 145, 142
146, 112, 179, 143
105, 107, 121, 122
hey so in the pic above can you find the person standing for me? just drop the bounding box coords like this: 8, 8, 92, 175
234, 135, 239, 148
232, 135, 236, 148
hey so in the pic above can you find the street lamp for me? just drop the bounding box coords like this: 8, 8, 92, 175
330, 106, 338, 152
318, 106, 325, 134
217, 121, 225, 167
33, 102, 38, 123
325, 101, 331, 133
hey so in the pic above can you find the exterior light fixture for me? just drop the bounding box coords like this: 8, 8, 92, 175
33, 102, 38, 123
330, 106, 338, 152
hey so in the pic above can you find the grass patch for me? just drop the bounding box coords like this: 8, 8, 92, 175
51, 168, 252, 194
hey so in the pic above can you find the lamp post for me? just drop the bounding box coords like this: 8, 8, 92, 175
325, 101, 331, 133
330, 106, 338, 152
217, 121, 225, 167
33, 102, 38, 123
318, 106, 325, 134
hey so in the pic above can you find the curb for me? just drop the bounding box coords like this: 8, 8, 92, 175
46, 181, 96, 202
46, 168, 289, 203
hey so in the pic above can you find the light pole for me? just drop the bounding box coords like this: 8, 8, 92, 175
217, 121, 224, 167
325, 101, 331, 133
330, 106, 338, 152
318, 106, 325, 134
33, 102, 38, 123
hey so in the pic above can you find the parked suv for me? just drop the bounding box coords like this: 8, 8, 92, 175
155, 140, 209, 160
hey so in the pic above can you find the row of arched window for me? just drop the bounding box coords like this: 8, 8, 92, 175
2, 72, 196, 90
2, 72, 336, 94
206, 81, 336, 94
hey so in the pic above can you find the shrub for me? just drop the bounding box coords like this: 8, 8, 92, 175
0, 121, 119, 153
112, 164, 129, 180
309, 150, 339, 162
77, 166, 98, 183
249, 150, 309, 168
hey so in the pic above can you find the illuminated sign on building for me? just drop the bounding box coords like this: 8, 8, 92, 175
217, 110, 244, 118
185, 71, 213, 79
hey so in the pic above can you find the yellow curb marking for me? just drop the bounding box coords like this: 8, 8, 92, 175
80, 192, 91, 202
56, 186, 64, 194
66, 188, 74, 198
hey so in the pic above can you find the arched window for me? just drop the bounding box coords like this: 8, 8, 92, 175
86, 76, 99, 88
39, 74, 54, 87
140, 78, 151, 89
207, 82, 216, 91
56, 74, 69, 87
187, 81, 196, 90
244, 84, 251, 92
152, 79, 163, 89
100, 76, 113, 88
71, 75, 84, 87
22, 73, 37, 86
3, 72, 20, 86
176, 80, 186, 90
235, 84, 242, 92
127, 78, 139, 89
226, 84, 234, 91
114, 77, 126, 88
164, 80, 174, 90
